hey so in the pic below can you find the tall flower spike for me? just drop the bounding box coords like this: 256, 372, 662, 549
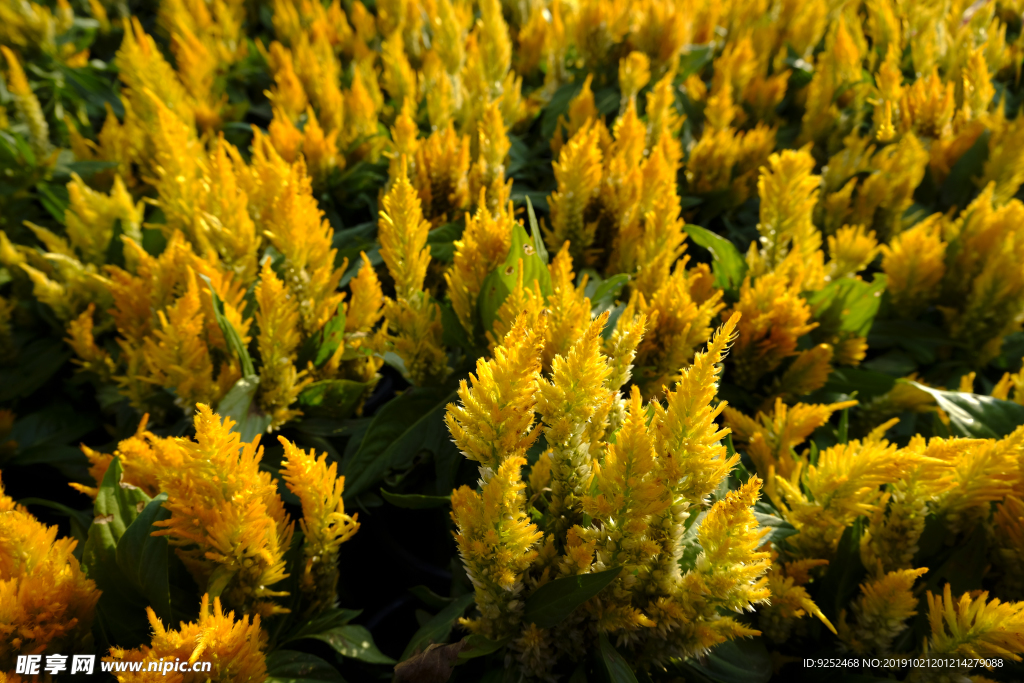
445, 315, 544, 474
545, 122, 603, 264
153, 405, 294, 616
923, 585, 1024, 660
536, 313, 615, 539
451, 456, 543, 640
838, 568, 928, 655
254, 260, 308, 430
105, 594, 266, 683
379, 157, 450, 386
280, 438, 359, 613
1, 46, 52, 159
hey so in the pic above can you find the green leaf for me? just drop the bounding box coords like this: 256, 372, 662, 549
427, 221, 465, 262
809, 274, 887, 340
200, 274, 254, 377
817, 518, 866, 622
940, 130, 990, 210
265, 651, 346, 683
587, 272, 630, 316
410, 585, 455, 610
478, 223, 552, 334
596, 632, 639, 683
692, 638, 772, 683
343, 385, 459, 501
298, 379, 370, 420
0, 336, 71, 402
116, 494, 172, 622
217, 375, 272, 442
303, 624, 395, 664
285, 608, 363, 643
682, 224, 747, 293
525, 196, 549, 264
381, 489, 451, 509
901, 380, 1024, 439
314, 301, 347, 368
523, 566, 622, 629
752, 503, 797, 546
456, 634, 511, 663
400, 593, 475, 661
82, 459, 158, 649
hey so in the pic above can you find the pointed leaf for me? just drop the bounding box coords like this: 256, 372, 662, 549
523, 566, 622, 629
597, 632, 639, 683
400, 594, 475, 661
217, 375, 272, 442
298, 379, 370, 420
682, 224, 747, 293
200, 274, 254, 377
116, 494, 172, 622
265, 651, 346, 683
381, 489, 452, 509
901, 380, 1024, 439
305, 624, 395, 664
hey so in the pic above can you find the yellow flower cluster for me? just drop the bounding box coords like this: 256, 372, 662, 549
447, 313, 772, 675
0, 474, 100, 672
73, 405, 358, 618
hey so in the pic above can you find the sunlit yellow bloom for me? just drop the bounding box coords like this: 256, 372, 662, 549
415, 124, 471, 223
379, 159, 450, 385
469, 101, 512, 214
0, 477, 99, 669
929, 435, 1018, 535
881, 214, 947, 317
254, 260, 308, 429
1, 46, 52, 159
107, 594, 266, 683
729, 272, 817, 387
760, 569, 834, 643
153, 405, 294, 616
446, 316, 543, 473
280, 438, 359, 611
0, 0, 73, 55
922, 584, 1024, 661
725, 399, 857, 479
839, 568, 928, 654
451, 455, 543, 639
545, 121, 603, 264
827, 225, 879, 281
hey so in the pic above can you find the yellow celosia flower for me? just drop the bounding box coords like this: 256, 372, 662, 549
107, 594, 266, 683
415, 124, 471, 223
445, 196, 516, 339
1, 46, 52, 159
923, 584, 1024, 661
153, 405, 294, 616
838, 568, 928, 654
993, 495, 1024, 599
69, 414, 170, 500
279, 438, 359, 611
929, 434, 1018, 535
827, 224, 879, 281
379, 159, 450, 385
254, 260, 308, 429
538, 314, 615, 534
0, 476, 99, 670
729, 272, 817, 387
469, 101, 512, 213
451, 455, 543, 639
725, 399, 858, 479
881, 213, 947, 317
446, 316, 543, 473
545, 121, 603, 264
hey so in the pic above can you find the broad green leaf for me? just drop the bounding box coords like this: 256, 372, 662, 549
200, 274, 254, 377
298, 379, 370, 420
901, 380, 1024, 439
751, 502, 797, 546
523, 566, 622, 629
692, 638, 772, 683
478, 223, 552, 334
682, 224, 747, 293
343, 385, 459, 501
597, 633, 639, 683
822, 366, 896, 400
817, 518, 866, 622
400, 593, 475, 661
217, 376, 272, 442
82, 459, 158, 649
525, 196, 549, 264
116, 494, 172, 622
314, 301, 347, 368
456, 634, 511, 663
940, 130, 989, 210
285, 608, 363, 643
410, 585, 455, 610
0, 337, 70, 402
304, 625, 395, 665
810, 274, 887, 340
427, 222, 465, 262
381, 489, 452, 509
265, 651, 346, 683
586, 272, 630, 316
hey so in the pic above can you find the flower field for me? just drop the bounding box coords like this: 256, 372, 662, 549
3, 0, 1024, 680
